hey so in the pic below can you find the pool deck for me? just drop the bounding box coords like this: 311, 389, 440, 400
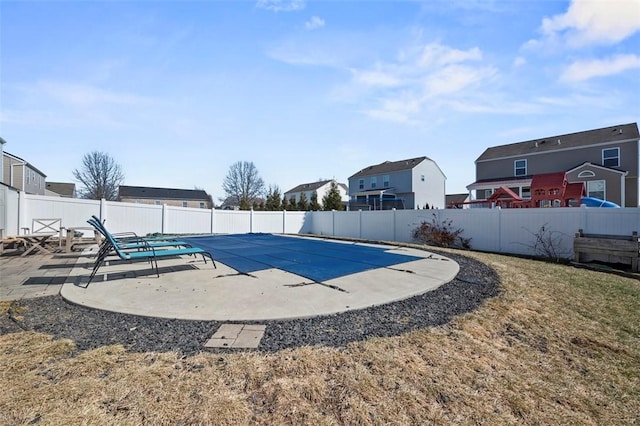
1, 239, 459, 322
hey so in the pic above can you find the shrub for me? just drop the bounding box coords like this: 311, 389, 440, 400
412, 214, 471, 249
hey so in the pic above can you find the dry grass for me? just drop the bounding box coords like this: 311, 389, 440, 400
1, 251, 639, 425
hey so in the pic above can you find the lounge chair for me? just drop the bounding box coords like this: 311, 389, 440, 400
86, 218, 215, 285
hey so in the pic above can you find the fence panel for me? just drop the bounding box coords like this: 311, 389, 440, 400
581, 207, 640, 236
361, 210, 395, 241
104, 201, 163, 235
252, 211, 285, 234
284, 211, 309, 234
437, 208, 502, 252
334, 211, 361, 239
214, 210, 251, 234
24, 194, 101, 230
0, 186, 19, 235
166, 206, 212, 234
498, 208, 580, 257
308, 211, 333, 235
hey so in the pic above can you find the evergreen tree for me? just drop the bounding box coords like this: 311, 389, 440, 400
297, 192, 309, 211
322, 181, 344, 211
310, 191, 321, 211
288, 196, 297, 211
265, 185, 282, 211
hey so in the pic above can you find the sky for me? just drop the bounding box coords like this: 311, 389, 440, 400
1, 0, 639, 202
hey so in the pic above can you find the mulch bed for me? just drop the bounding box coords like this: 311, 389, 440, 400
1, 250, 499, 355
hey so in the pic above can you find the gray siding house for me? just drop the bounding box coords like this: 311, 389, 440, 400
2, 151, 47, 195
348, 156, 446, 210
467, 123, 639, 207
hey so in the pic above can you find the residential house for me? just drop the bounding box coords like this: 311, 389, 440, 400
446, 193, 470, 209
2, 151, 47, 195
348, 156, 446, 210
0, 137, 5, 180
118, 186, 212, 208
467, 123, 639, 207
284, 179, 349, 209
46, 182, 77, 198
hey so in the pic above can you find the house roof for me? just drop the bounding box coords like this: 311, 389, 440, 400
118, 185, 209, 200
530, 172, 567, 188
46, 182, 76, 197
566, 161, 629, 176
3, 151, 47, 177
565, 182, 586, 199
349, 156, 431, 179
285, 180, 331, 194
476, 122, 639, 162
446, 193, 469, 206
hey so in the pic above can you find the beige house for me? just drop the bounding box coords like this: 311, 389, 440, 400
118, 185, 212, 208
46, 182, 76, 198
467, 123, 639, 207
2, 151, 47, 195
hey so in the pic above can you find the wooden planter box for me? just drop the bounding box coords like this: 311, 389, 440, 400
574, 229, 639, 272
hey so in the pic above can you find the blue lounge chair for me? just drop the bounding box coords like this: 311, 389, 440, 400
86, 218, 215, 285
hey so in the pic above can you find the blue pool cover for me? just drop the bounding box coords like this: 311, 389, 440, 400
182, 233, 422, 282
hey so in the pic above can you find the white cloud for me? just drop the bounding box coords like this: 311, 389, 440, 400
535, 0, 640, 48
418, 43, 482, 67
305, 16, 325, 30
560, 54, 640, 82
350, 69, 400, 87
513, 56, 526, 67
349, 42, 496, 124
256, 0, 305, 12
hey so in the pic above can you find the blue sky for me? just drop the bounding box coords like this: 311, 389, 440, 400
2, 0, 639, 201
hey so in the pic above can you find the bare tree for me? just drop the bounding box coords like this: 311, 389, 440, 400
221, 161, 265, 210
73, 151, 124, 200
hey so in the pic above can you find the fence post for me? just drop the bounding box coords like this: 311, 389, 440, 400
497, 206, 502, 253
17, 191, 26, 234
359, 209, 362, 239
100, 198, 107, 223
282, 209, 286, 234
250, 208, 254, 233
393, 208, 397, 241
332, 209, 336, 236
162, 204, 168, 234
211, 208, 215, 234
580, 204, 588, 233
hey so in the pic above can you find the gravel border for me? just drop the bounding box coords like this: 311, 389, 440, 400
1, 250, 499, 356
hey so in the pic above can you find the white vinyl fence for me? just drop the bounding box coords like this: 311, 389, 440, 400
2, 191, 639, 259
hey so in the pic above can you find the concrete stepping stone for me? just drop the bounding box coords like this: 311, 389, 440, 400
205, 324, 266, 349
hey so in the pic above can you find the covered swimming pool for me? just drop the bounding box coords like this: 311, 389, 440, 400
183, 233, 423, 282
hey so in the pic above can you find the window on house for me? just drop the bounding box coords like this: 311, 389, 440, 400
200, 202, 205, 208
358, 178, 364, 190
370, 176, 377, 188
602, 147, 620, 167
383, 175, 390, 187
521, 187, 531, 199
514, 159, 527, 176
420, 175, 425, 182
182, 201, 188, 207
587, 180, 605, 199
577, 170, 596, 178
155, 201, 162, 205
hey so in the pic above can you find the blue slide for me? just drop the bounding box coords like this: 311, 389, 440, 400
580, 197, 620, 208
